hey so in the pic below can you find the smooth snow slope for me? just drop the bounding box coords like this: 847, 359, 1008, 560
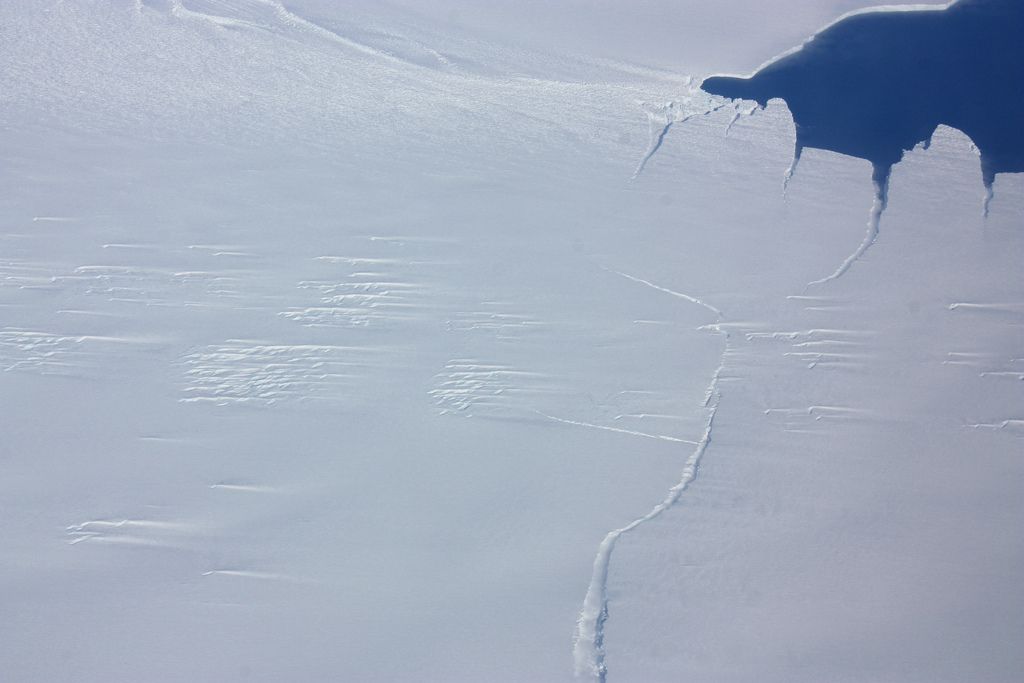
1, 1, 1020, 682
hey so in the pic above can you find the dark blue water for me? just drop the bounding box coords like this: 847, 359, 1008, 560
702, 0, 1023, 195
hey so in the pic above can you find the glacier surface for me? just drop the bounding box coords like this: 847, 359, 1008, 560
0, 1, 1021, 681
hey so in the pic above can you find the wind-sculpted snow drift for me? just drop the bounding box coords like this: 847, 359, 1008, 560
702, 0, 1023, 277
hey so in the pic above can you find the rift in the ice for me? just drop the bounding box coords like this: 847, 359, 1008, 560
701, 0, 1023, 278
573, 269, 728, 683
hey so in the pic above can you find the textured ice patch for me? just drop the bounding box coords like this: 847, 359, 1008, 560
179, 340, 385, 406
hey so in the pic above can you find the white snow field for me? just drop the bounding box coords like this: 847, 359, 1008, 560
1, 1, 1021, 681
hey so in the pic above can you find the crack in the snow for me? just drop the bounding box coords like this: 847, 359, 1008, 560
808, 163, 890, 286
983, 180, 995, 219
631, 102, 678, 180
573, 269, 729, 682
537, 411, 698, 445
631, 101, 728, 180
782, 142, 803, 198
602, 267, 723, 318
724, 102, 757, 138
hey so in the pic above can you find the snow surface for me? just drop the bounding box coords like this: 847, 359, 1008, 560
1, 1, 1021, 681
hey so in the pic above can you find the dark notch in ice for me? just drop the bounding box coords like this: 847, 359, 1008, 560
702, 0, 1024, 216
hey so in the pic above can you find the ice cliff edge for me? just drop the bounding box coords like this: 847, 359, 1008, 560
701, 0, 1024, 194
